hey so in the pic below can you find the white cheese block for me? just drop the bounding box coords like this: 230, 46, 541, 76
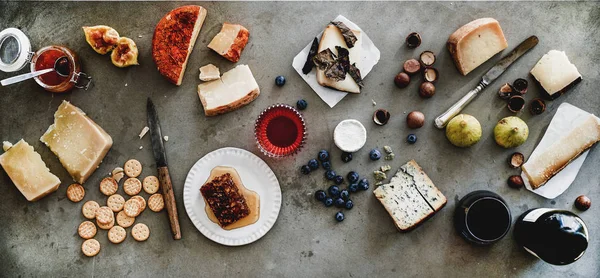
530, 50, 582, 97
316, 24, 362, 93
447, 18, 508, 76
0, 139, 61, 201
207, 23, 249, 63
522, 115, 600, 189
197, 64, 260, 116
333, 119, 366, 152
40, 101, 113, 184
401, 160, 447, 210
199, 64, 220, 81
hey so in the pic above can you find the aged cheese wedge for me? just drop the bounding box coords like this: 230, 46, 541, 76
208, 23, 249, 63
0, 139, 61, 201
197, 64, 260, 116
447, 18, 508, 76
530, 50, 581, 99
316, 24, 362, 93
522, 115, 600, 189
199, 64, 220, 81
40, 101, 113, 184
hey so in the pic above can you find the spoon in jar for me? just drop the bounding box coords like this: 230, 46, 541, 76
1, 56, 69, 86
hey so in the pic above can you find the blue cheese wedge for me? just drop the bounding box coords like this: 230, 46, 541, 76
401, 160, 447, 210
530, 50, 581, 99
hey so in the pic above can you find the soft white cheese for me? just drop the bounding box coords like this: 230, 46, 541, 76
333, 119, 367, 152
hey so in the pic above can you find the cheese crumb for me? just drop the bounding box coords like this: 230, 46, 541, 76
381, 165, 391, 172
2, 141, 13, 152
163, 136, 169, 142
138, 126, 150, 139
371, 99, 377, 106
138, 35, 143, 38
125, 83, 128, 87
139, 146, 143, 150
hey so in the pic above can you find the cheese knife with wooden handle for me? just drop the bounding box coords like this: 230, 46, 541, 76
147, 98, 182, 239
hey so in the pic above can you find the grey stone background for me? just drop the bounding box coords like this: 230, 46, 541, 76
0, 1, 599, 277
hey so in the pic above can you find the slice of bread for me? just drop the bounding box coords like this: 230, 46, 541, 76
522, 115, 600, 189
316, 24, 362, 93
208, 23, 249, 63
197, 64, 260, 116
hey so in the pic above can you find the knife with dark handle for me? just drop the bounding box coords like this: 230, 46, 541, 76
434, 36, 539, 129
147, 98, 182, 240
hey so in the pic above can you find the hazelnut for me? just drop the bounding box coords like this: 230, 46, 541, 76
498, 83, 514, 100
508, 152, 525, 168
406, 111, 425, 129
405, 32, 421, 48
419, 82, 435, 98
512, 78, 528, 95
508, 175, 524, 189
403, 59, 421, 75
394, 72, 410, 88
419, 51, 436, 66
373, 109, 391, 126
423, 67, 439, 83
529, 98, 546, 115
507, 95, 525, 113
575, 195, 591, 211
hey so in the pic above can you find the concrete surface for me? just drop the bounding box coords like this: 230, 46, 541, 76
1, 1, 599, 277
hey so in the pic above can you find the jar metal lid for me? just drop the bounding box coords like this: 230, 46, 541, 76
0, 28, 31, 73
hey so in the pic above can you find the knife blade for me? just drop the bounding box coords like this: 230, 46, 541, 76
147, 98, 182, 240
434, 36, 539, 129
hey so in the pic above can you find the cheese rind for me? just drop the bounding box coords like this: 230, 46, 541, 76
447, 18, 508, 76
197, 64, 260, 116
316, 24, 362, 93
208, 23, 249, 63
40, 101, 113, 184
530, 50, 581, 98
0, 139, 61, 201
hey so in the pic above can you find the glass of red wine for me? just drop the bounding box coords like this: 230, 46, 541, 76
255, 104, 306, 158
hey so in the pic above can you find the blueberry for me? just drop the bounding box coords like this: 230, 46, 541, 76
325, 170, 336, 180
358, 178, 370, 191
345, 199, 354, 210
315, 190, 326, 202
318, 150, 330, 162
334, 175, 344, 185
300, 165, 311, 175
328, 185, 340, 197
347, 171, 359, 183
340, 189, 350, 200
296, 99, 308, 110
348, 183, 359, 193
341, 152, 353, 163
407, 134, 417, 144
275, 75, 286, 86
321, 161, 332, 170
307, 159, 319, 170
335, 211, 345, 222
369, 149, 382, 160
334, 198, 345, 208
324, 197, 333, 207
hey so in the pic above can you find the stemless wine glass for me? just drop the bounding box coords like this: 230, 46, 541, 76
254, 104, 306, 158
454, 190, 512, 245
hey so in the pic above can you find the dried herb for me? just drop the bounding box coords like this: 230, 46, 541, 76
331, 21, 357, 48
302, 37, 319, 74
335, 46, 350, 73
348, 63, 364, 88
313, 48, 336, 71
325, 62, 346, 81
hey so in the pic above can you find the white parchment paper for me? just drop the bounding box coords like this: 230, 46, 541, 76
292, 15, 381, 108
522, 102, 598, 199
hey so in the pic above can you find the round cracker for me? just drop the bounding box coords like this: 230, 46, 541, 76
116, 211, 135, 228
100, 177, 118, 196
123, 199, 140, 217
131, 223, 150, 241
67, 183, 85, 202
148, 194, 164, 212
78, 221, 97, 239
124, 159, 142, 178
108, 226, 127, 244
123, 178, 142, 196
107, 194, 125, 212
143, 176, 160, 194
81, 239, 100, 257
95, 206, 113, 224
82, 201, 100, 220
132, 195, 146, 214
96, 217, 115, 230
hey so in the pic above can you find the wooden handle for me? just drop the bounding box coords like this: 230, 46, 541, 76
158, 166, 182, 240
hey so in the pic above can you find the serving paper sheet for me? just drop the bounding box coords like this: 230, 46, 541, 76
292, 15, 381, 108
522, 102, 598, 199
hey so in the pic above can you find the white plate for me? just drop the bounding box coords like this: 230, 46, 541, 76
183, 147, 281, 246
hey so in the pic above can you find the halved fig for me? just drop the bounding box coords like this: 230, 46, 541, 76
82, 25, 120, 55
111, 37, 139, 68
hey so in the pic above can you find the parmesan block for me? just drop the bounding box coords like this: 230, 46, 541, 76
0, 139, 61, 201
208, 23, 249, 63
530, 50, 582, 98
316, 24, 362, 93
199, 64, 220, 81
197, 64, 260, 116
447, 18, 508, 76
40, 101, 113, 184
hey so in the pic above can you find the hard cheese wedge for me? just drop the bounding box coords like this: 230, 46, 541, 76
0, 140, 61, 201
316, 24, 362, 93
40, 101, 113, 184
447, 18, 508, 76
197, 64, 260, 116
208, 23, 249, 63
199, 64, 220, 81
530, 50, 581, 99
